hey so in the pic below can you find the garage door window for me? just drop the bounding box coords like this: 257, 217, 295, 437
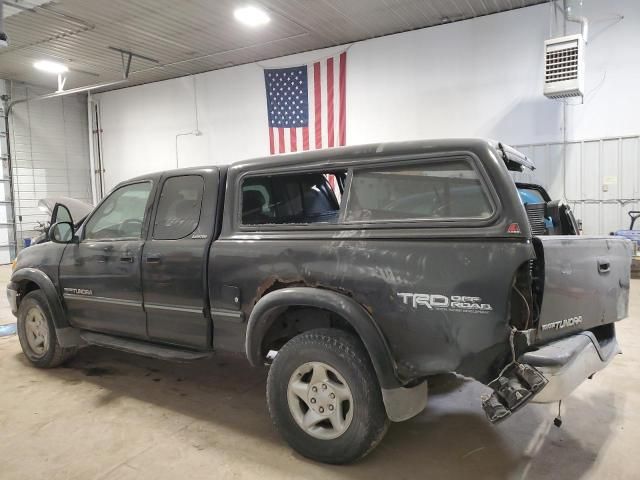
241, 172, 344, 225
84, 182, 153, 240
344, 160, 493, 223
153, 176, 205, 240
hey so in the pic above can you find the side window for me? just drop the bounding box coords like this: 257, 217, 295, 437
84, 182, 153, 240
241, 171, 344, 225
153, 175, 204, 240
344, 159, 493, 223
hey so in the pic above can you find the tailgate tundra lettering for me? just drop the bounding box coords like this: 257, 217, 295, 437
541, 315, 583, 331
398, 292, 493, 313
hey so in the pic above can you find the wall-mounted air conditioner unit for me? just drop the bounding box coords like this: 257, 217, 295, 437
543, 34, 585, 99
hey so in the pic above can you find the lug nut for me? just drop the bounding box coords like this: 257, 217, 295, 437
328, 405, 334, 411
329, 393, 335, 399
319, 407, 324, 413
312, 386, 318, 392
310, 398, 316, 404
322, 384, 327, 390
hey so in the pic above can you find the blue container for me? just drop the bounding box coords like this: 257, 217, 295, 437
23, 238, 31, 248
0, 323, 16, 337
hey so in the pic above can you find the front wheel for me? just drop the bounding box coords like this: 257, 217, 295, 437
17, 290, 76, 368
266, 328, 389, 464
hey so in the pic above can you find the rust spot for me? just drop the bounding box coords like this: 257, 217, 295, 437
251, 275, 359, 310
253, 275, 306, 306
361, 303, 374, 315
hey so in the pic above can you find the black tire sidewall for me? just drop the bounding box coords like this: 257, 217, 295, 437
17, 291, 59, 367
267, 329, 388, 464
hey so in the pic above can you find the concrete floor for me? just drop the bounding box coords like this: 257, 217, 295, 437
0, 265, 638, 479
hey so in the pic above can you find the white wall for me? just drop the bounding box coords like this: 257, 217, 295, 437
95, 0, 640, 225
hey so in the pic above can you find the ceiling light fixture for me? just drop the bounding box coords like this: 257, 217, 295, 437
234, 5, 270, 27
33, 60, 69, 74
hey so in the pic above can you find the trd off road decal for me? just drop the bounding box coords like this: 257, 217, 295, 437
398, 292, 493, 314
64, 287, 94, 296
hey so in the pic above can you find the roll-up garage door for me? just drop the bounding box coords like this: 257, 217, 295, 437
8, 83, 92, 253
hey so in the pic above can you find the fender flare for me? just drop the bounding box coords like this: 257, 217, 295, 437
245, 287, 402, 390
11, 268, 69, 329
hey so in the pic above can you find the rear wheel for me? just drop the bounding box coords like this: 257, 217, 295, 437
266, 328, 389, 464
17, 290, 76, 368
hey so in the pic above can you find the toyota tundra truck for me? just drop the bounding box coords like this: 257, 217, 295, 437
7, 139, 632, 464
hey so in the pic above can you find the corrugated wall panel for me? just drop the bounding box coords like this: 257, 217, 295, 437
9, 83, 92, 248
514, 136, 640, 235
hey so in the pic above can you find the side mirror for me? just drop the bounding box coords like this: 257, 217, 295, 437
49, 222, 77, 244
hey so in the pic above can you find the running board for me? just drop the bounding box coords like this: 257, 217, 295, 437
80, 332, 213, 362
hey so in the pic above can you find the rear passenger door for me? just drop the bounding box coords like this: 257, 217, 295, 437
142, 172, 219, 348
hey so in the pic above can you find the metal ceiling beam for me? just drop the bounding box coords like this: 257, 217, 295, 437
107, 46, 159, 79
5, 79, 128, 113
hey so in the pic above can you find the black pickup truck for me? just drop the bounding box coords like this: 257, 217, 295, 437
8, 139, 632, 464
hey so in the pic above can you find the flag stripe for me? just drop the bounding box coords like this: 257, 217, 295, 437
307, 66, 316, 150
269, 128, 275, 155
302, 126, 309, 150
339, 52, 347, 146
290, 128, 297, 152
313, 62, 322, 149
278, 128, 285, 154
327, 57, 335, 148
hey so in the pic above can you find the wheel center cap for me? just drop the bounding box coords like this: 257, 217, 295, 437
308, 382, 337, 415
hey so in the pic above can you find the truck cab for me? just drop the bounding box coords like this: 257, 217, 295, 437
7, 139, 633, 464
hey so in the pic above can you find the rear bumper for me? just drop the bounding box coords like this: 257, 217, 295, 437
520, 330, 620, 403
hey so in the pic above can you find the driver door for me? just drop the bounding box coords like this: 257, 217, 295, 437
59, 181, 155, 338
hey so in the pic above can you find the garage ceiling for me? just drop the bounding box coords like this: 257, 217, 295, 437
0, 0, 547, 93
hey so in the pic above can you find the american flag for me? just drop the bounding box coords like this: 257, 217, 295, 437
264, 51, 347, 155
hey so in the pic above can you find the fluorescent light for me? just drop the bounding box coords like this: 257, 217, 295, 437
34, 60, 68, 74
234, 6, 270, 27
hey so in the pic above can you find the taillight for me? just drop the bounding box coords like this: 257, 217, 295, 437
507, 223, 521, 234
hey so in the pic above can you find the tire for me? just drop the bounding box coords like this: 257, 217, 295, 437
267, 328, 389, 464
17, 290, 76, 368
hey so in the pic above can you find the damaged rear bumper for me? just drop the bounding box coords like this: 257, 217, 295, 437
520, 329, 621, 403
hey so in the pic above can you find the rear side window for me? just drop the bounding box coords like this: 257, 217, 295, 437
153, 175, 204, 239
241, 172, 344, 225
344, 159, 493, 223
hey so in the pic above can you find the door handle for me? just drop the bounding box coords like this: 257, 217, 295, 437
145, 254, 161, 264
597, 259, 611, 274
120, 256, 135, 263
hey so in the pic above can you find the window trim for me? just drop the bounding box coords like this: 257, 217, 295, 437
81, 180, 155, 242
237, 167, 347, 230
151, 174, 205, 240
234, 151, 501, 233
342, 156, 497, 225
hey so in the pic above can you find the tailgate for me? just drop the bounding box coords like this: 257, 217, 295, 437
534, 236, 632, 343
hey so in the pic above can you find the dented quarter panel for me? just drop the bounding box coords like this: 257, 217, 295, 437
210, 235, 534, 381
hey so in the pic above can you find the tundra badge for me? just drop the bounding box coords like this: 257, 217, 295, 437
541, 315, 583, 331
